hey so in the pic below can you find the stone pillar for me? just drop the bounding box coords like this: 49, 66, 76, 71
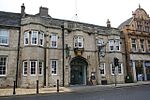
143, 61, 147, 81
132, 61, 137, 82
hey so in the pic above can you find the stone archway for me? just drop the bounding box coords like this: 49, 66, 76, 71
70, 57, 88, 85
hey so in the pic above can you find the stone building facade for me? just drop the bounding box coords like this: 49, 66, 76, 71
119, 5, 150, 82
0, 11, 21, 87
0, 4, 126, 87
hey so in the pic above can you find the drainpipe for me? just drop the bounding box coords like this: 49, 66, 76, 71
44, 43, 46, 86
61, 25, 65, 86
15, 26, 21, 88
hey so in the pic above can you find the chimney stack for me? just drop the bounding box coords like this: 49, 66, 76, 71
21, 3, 25, 17
106, 19, 111, 28
39, 7, 49, 17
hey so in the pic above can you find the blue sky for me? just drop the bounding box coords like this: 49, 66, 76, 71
0, 0, 149, 28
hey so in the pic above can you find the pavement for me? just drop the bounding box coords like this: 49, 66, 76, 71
0, 81, 150, 97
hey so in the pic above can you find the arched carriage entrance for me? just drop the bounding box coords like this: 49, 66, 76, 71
70, 57, 88, 85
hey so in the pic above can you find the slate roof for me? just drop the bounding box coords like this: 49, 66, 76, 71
118, 17, 132, 29
0, 11, 21, 27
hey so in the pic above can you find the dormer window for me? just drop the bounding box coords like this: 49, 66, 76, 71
74, 36, 84, 48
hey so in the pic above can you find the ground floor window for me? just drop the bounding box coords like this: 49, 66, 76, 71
23, 61, 27, 76
110, 63, 123, 75
22, 60, 43, 76
51, 60, 57, 75
0, 56, 7, 76
99, 63, 105, 76
39, 61, 43, 75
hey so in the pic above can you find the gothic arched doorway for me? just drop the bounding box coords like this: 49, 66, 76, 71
70, 57, 88, 85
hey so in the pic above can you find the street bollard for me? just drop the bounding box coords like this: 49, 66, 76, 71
36, 80, 39, 94
13, 81, 16, 95
57, 79, 59, 92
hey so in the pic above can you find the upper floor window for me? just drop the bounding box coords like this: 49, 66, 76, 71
99, 63, 105, 76
74, 36, 84, 48
137, 21, 142, 31
31, 31, 38, 45
109, 40, 120, 51
109, 40, 114, 51
51, 60, 57, 75
0, 56, 7, 76
50, 33, 57, 48
0, 29, 9, 45
114, 40, 120, 51
140, 39, 145, 52
39, 32, 44, 46
24, 31, 29, 45
144, 21, 149, 32
24, 31, 45, 46
131, 38, 137, 52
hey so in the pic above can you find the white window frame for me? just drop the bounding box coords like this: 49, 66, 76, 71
99, 63, 106, 76
51, 60, 57, 75
140, 39, 145, 52
24, 31, 29, 45
131, 38, 137, 52
39, 61, 43, 76
118, 63, 123, 75
74, 36, 84, 48
0, 56, 7, 76
39, 32, 44, 46
31, 31, 38, 45
110, 63, 115, 75
109, 40, 114, 51
23, 61, 28, 76
30, 61, 37, 76
110, 63, 123, 75
0, 29, 9, 45
50, 33, 57, 48
115, 40, 120, 51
